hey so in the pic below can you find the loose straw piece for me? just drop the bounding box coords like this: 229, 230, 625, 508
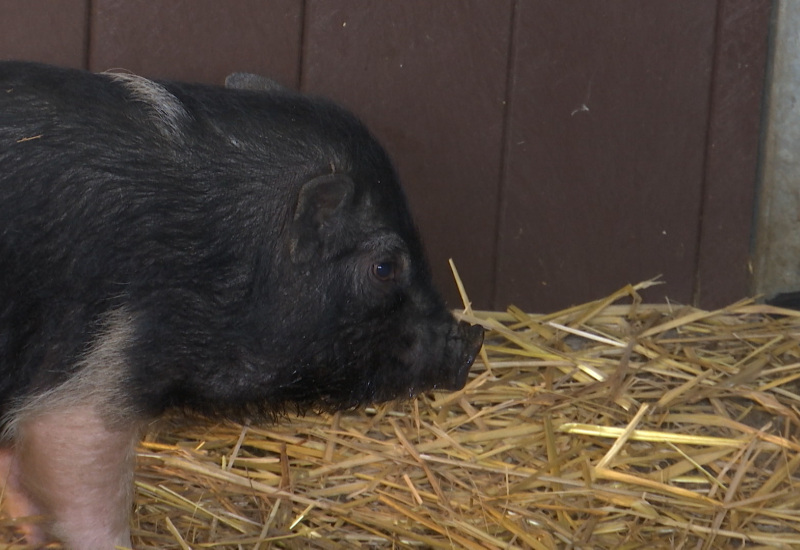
595, 403, 650, 469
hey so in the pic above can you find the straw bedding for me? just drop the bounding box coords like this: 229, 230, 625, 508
3, 278, 800, 549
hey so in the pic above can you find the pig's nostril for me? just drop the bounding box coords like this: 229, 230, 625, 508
440, 323, 484, 391
471, 325, 484, 349
463, 324, 484, 360
465, 330, 483, 366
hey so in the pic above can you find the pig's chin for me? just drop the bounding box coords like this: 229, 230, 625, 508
368, 322, 484, 402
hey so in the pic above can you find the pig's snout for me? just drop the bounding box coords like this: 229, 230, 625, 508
442, 321, 484, 391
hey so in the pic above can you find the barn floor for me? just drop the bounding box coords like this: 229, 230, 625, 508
3, 279, 800, 549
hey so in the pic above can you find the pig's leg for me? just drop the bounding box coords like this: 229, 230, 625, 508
12, 404, 139, 549
0, 447, 47, 544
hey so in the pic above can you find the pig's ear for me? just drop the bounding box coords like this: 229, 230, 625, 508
290, 174, 356, 263
225, 72, 285, 93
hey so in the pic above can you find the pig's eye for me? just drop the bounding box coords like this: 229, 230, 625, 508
371, 261, 396, 282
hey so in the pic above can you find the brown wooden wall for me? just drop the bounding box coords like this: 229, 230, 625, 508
0, 0, 773, 312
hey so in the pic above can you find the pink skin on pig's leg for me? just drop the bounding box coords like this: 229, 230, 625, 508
0, 447, 48, 544
11, 405, 139, 550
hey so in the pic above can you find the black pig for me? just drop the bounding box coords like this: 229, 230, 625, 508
0, 61, 483, 548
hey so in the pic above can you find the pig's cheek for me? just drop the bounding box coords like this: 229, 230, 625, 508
12, 405, 139, 549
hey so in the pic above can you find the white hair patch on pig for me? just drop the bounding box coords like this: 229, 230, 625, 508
104, 71, 188, 138
2, 307, 138, 441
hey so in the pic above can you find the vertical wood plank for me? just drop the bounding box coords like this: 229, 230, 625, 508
303, 1, 513, 308
0, 0, 89, 68
753, 1, 800, 302
90, 0, 303, 86
695, 0, 773, 308
496, 1, 718, 311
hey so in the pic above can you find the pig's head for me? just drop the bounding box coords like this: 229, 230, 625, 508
263, 164, 484, 411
